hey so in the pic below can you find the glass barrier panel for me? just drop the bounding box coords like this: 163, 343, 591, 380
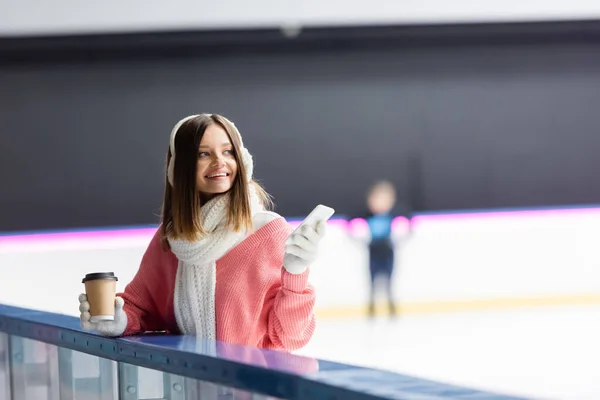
118, 362, 283, 400
8, 335, 58, 400
7, 335, 117, 400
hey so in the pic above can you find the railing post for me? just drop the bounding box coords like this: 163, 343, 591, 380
46, 343, 60, 400
8, 335, 26, 400
0, 333, 10, 400
118, 363, 139, 400
162, 373, 185, 400
98, 358, 117, 400
57, 347, 75, 400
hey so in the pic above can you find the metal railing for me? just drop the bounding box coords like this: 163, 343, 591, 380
0, 303, 524, 400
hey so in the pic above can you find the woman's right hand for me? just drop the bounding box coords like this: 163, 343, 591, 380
78, 294, 128, 337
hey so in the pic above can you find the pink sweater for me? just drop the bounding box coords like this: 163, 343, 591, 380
118, 217, 316, 351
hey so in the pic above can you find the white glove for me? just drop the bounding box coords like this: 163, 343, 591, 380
78, 294, 128, 337
283, 220, 326, 275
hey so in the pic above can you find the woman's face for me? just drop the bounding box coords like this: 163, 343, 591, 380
195, 123, 238, 198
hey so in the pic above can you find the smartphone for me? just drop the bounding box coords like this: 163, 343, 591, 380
293, 204, 335, 233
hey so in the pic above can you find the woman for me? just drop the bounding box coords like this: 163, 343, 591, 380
78, 114, 324, 351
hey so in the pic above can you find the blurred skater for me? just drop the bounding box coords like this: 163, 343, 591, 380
362, 180, 403, 318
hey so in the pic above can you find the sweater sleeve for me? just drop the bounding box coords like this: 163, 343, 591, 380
117, 229, 177, 336
264, 267, 317, 351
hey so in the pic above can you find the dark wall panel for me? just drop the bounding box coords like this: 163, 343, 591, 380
2, 22, 600, 232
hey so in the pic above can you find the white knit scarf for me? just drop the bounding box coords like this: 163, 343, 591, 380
169, 186, 263, 338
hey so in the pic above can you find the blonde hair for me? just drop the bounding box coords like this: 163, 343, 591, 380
159, 114, 272, 247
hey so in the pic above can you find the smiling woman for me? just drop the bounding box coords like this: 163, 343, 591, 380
76, 113, 331, 352
163, 114, 266, 240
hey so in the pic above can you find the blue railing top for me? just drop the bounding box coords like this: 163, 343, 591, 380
0, 303, 525, 400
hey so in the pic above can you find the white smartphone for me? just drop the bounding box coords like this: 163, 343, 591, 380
293, 204, 335, 233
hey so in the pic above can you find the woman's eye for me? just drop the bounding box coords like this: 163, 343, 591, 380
198, 152, 209, 158
224, 149, 234, 156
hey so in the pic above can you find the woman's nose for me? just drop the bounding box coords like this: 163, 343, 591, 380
211, 155, 225, 167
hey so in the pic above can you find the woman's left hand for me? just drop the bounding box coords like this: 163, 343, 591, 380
283, 220, 327, 274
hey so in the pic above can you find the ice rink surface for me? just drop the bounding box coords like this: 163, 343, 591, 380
298, 304, 600, 400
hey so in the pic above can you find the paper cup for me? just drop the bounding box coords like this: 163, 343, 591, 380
82, 272, 118, 322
